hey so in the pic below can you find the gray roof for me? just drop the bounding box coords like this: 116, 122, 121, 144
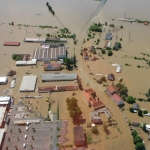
42, 73, 77, 81
105, 32, 113, 40
19, 76, 37, 92
133, 103, 139, 110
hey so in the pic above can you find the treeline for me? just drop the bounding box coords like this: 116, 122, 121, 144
89, 23, 102, 32
46, 2, 55, 15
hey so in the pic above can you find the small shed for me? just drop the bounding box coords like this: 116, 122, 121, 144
107, 73, 115, 81
131, 122, 139, 127
133, 103, 139, 110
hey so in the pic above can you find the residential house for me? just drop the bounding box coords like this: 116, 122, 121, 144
107, 73, 115, 81
82, 88, 105, 110
105, 32, 113, 40
83, 51, 89, 60
111, 93, 124, 105
106, 85, 118, 95
113, 42, 121, 50
104, 41, 111, 48
44, 63, 62, 71
90, 111, 102, 124
133, 103, 139, 110
73, 126, 85, 146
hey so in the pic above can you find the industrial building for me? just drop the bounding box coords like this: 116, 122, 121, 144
41, 72, 77, 82
0, 106, 7, 128
33, 46, 66, 61
3, 42, 20, 46
0, 77, 8, 85
24, 38, 46, 43
16, 59, 37, 66
0, 96, 11, 105
19, 76, 37, 92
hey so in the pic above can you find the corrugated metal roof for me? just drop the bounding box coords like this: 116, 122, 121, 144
19, 76, 37, 92
0, 77, 7, 83
42, 73, 77, 81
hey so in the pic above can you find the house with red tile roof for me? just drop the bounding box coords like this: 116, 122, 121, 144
112, 93, 124, 105
82, 51, 89, 60
82, 88, 105, 110
106, 85, 118, 95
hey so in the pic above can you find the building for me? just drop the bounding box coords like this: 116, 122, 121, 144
16, 59, 37, 66
104, 41, 111, 48
73, 126, 85, 146
0, 96, 11, 105
3, 42, 20, 46
116, 66, 122, 73
113, 42, 121, 50
107, 73, 115, 81
0, 128, 6, 149
105, 32, 113, 40
133, 103, 139, 110
19, 76, 37, 92
44, 63, 62, 71
0, 77, 8, 85
38, 85, 78, 93
48, 38, 67, 42
111, 93, 124, 105
33, 46, 66, 61
0, 106, 7, 128
106, 85, 118, 95
83, 51, 89, 60
131, 122, 139, 127
90, 111, 102, 124
7, 70, 16, 76
41, 73, 77, 82
24, 38, 46, 43
40, 43, 64, 48
82, 89, 105, 110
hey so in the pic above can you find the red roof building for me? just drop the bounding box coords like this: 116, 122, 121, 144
3, 42, 20, 46
106, 85, 118, 95
82, 88, 105, 110
83, 51, 89, 60
44, 63, 62, 71
111, 93, 124, 105
73, 126, 85, 146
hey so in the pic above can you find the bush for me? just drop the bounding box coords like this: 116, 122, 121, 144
135, 142, 145, 150
120, 38, 122, 41
89, 25, 102, 32
101, 49, 106, 54
142, 110, 148, 114
129, 107, 134, 113
132, 130, 138, 137
120, 25, 123, 29
107, 50, 113, 56
105, 22, 107, 26
126, 96, 136, 104
133, 135, 142, 144
91, 127, 99, 134
138, 109, 143, 117
106, 47, 112, 50
109, 24, 114, 27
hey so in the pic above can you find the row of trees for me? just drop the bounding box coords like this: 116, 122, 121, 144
131, 130, 145, 150
89, 23, 102, 32
66, 97, 82, 120
46, 2, 55, 15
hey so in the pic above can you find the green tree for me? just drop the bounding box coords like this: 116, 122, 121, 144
131, 130, 137, 137
138, 109, 143, 117
105, 22, 107, 26
120, 25, 123, 29
101, 49, 106, 54
107, 50, 113, 56
126, 96, 136, 104
73, 53, 76, 67
116, 83, 128, 96
129, 107, 134, 113
143, 110, 148, 114
135, 142, 145, 150
91, 127, 99, 134
63, 58, 71, 70
66, 97, 82, 119
142, 123, 147, 132
46, 33, 50, 37
133, 135, 142, 144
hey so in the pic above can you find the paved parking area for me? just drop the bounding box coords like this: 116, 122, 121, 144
2, 105, 68, 150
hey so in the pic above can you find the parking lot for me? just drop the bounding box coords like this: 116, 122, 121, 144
3, 105, 67, 150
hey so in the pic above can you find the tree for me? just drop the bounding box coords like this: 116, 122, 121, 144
91, 126, 99, 134
133, 135, 142, 144
73, 53, 76, 67
105, 22, 107, 26
131, 130, 137, 137
63, 58, 71, 70
66, 97, 82, 119
107, 50, 113, 56
142, 110, 148, 114
129, 107, 134, 113
101, 76, 106, 82
46, 33, 50, 37
116, 83, 128, 96
135, 142, 145, 150
120, 25, 123, 29
101, 49, 106, 54
142, 123, 147, 132
126, 96, 136, 104
138, 109, 143, 117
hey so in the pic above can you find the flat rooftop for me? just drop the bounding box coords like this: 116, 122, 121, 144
0, 106, 7, 126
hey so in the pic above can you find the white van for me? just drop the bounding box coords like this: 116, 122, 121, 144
23, 143, 26, 148
24, 135, 27, 139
